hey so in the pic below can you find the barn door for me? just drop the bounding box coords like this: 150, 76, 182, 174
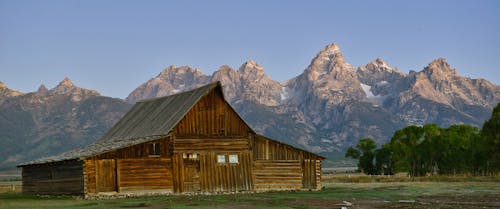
302, 159, 317, 189
96, 159, 117, 192
183, 154, 201, 192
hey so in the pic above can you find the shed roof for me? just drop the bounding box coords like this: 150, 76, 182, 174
18, 81, 323, 166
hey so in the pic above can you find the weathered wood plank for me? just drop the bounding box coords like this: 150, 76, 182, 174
22, 160, 84, 195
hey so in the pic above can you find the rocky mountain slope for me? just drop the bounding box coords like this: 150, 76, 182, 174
125, 43, 500, 153
1, 43, 498, 169
0, 78, 131, 169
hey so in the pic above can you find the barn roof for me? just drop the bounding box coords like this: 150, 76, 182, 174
18, 82, 221, 166
18, 81, 323, 166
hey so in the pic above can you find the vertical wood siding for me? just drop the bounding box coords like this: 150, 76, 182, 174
22, 160, 84, 195
174, 138, 248, 152
199, 152, 253, 192
95, 159, 116, 192
302, 159, 317, 189
174, 90, 249, 138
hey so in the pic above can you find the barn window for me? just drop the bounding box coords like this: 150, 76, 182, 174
217, 155, 226, 163
149, 142, 160, 156
229, 155, 238, 164
183, 153, 198, 159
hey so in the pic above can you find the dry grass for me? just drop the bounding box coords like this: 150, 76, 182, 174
0, 175, 499, 209
0, 181, 21, 193
322, 173, 500, 184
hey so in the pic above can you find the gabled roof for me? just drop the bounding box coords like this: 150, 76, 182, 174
19, 82, 222, 166
97, 82, 222, 143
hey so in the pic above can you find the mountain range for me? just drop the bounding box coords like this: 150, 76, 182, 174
1, 43, 498, 169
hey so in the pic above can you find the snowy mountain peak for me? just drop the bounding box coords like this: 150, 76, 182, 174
0, 81, 6, 88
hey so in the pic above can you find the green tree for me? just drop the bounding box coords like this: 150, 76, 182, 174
420, 124, 443, 175
479, 103, 500, 174
390, 125, 425, 177
375, 143, 393, 175
345, 138, 377, 175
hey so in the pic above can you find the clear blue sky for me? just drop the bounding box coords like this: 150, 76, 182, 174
1, 0, 499, 98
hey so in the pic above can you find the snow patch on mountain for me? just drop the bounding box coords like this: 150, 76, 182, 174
360, 83, 385, 105
280, 87, 290, 101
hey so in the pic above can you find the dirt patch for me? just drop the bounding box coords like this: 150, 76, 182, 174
121, 203, 151, 208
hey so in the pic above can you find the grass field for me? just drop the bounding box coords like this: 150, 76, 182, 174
0, 175, 499, 209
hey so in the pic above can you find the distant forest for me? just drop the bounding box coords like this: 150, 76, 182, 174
346, 103, 500, 176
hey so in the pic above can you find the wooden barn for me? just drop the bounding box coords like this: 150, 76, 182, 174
18, 82, 324, 197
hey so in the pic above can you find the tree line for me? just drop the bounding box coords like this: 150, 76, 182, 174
346, 103, 500, 176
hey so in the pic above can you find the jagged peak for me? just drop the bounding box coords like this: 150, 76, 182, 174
0, 81, 6, 88
213, 65, 236, 75
49, 77, 100, 97
217, 64, 235, 71
36, 84, 49, 94
242, 59, 258, 66
158, 65, 203, 78
423, 58, 457, 76
57, 77, 74, 88
317, 43, 344, 62
360, 57, 399, 73
309, 43, 347, 72
374, 57, 387, 66
239, 60, 265, 74
428, 58, 451, 69
320, 43, 341, 54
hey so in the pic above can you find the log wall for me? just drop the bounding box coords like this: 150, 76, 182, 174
252, 135, 323, 190
118, 158, 173, 192
315, 160, 321, 189
253, 160, 302, 191
84, 158, 173, 194
22, 160, 84, 195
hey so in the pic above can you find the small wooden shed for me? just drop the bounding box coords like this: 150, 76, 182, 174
18, 82, 324, 197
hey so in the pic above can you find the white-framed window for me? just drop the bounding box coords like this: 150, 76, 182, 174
217, 155, 226, 163
183, 153, 199, 159
149, 142, 160, 156
229, 154, 238, 163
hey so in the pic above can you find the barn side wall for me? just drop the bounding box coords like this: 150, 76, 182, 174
252, 135, 322, 191
22, 160, 84, 195
84, 137, 174, 195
